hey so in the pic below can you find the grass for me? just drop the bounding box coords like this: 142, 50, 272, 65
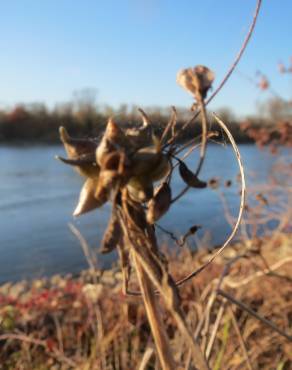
0, 232, 291, 369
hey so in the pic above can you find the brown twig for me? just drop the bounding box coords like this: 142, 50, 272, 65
175, 113, 246, 287
217, 289, 292, 342
228, 305, 254, 370
0, 333, 77, 368
165, 0, 263, 148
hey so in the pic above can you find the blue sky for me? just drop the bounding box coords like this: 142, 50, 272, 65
0, 0, 291, 116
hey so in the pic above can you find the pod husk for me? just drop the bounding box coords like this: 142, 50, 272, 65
100, 213, 122, 254
73, 178, 105, 217
147, 182, 172, 224
179, 162, 207, 188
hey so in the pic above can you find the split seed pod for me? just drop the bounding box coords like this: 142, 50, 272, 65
132, 147, 170, 182
177, 65, 215, 101
58, 126, 100, 178
179, 162, 207, 188
73, 178, 106, 217
56, 153, 100, 179
96, 118, 133, 166
147, 182, 171, 224
127, 177, 154, 202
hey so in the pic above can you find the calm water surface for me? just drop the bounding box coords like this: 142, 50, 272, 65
0, 144, 280, 283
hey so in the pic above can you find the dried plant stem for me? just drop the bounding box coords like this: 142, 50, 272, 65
165, 0, 262, 148
171, 99, 208, 204
133, 252, 176, 370
228, 306, 254, 370
161, 106, 177, 144
175, 112, 246, 287
132, 245, 210, 370
205, 300, 226, 360
118, 204, 209, 369
138, 347, 155, 370
217, 289, 292, 342
224, 256, 292, 289
195, 99, 208, 176
69, 223, 97, 283
0, 333, 77, 368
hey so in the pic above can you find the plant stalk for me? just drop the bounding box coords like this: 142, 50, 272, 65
133, 251, 176, 370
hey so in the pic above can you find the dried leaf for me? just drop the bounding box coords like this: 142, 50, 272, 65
73, 178, 104, 216
147, 182, 171, 224
100, 213, 121, 254
177, 65, 215, 100
179, 162, 207, 188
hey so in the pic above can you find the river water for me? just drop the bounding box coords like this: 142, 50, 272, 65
0, 144, 281, 283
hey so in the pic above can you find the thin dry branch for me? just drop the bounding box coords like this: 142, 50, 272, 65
175, 113, 246, 287
133, 252, 176, 370
217, 289, 292, 342
0, 333, 77, 368
69, 223, 98, 283
168, 0, 262, 148
229, 305, 254, 370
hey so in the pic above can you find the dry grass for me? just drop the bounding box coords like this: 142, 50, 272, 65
0, 232, 291, 369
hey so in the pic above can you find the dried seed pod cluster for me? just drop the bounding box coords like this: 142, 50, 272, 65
57, 66, 212, 261
57, 109, 176, 254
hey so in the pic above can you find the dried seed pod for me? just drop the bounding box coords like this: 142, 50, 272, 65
131, 146, 160, 175
127, 177, 154, 202
73, 178, 105, 217
100, 151, 128, 176
58, 126, 99, 177
179, 162, 207, 188
177, 65, 215, 101
56, 153, 100, 178
132, 147, 170, 182
179, 225, 201, 247
59, 126, 97, 157
147, 182, 171, 224
149, 155, 170, 182
105, 118, 130, 146
125, 109, 152, 148
96, 118, 134, 166
100, 213, 121, 254
94, 170, 119, 204
96, 137, 115, 167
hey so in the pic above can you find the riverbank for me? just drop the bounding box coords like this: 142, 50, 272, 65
1, 232, 291, 369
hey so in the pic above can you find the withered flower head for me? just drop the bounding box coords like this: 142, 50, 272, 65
57, 115, 171, 218
177, 65, 215, 101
